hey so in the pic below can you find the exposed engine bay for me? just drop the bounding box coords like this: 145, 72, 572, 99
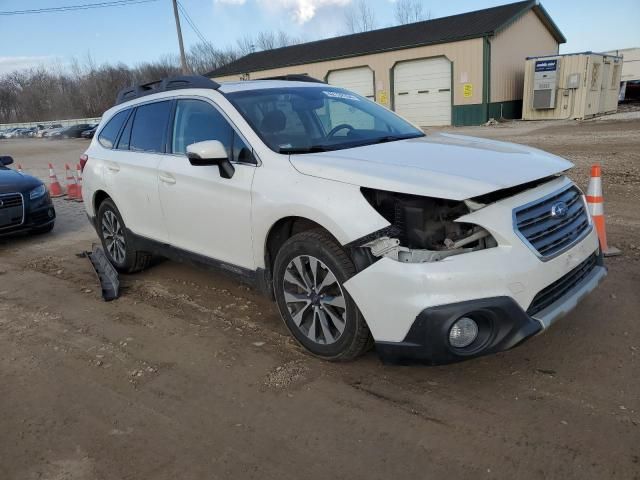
352, 188, 497, 266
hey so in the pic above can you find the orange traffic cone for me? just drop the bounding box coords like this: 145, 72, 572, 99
75, 163, 84, 202
586, 164, 620, 257
48, 163, 65, 197
64, 163, 79, 200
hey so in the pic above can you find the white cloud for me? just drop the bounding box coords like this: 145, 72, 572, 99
0, 56, 56, 75
257, 0, 352, 24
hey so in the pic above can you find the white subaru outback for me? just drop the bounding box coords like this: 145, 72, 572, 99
82, 75, 606, 365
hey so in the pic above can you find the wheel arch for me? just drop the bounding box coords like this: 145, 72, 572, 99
263, 216, 341, 276
92, 189, 112, 216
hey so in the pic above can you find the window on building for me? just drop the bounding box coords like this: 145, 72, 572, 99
590, 63, 601, 90
611, 64, 621, 88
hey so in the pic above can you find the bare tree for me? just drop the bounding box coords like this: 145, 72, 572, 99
187, 42, 238, 75
236, 35, 256, 56
0, 28, 303, 123
276, 30, 301, 48
250, 30, 301, 52
394, 0, 430, 25
256, 31, 277, 51
344, 0, 376, 33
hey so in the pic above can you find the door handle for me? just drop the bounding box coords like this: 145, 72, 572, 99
159, 174, 176, 185
106, 163, 120, 173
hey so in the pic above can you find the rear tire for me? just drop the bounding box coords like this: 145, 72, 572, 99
273, 229, 371, 361
96, 198, 151, 273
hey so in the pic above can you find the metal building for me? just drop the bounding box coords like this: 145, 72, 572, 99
604, 47, 640, 101
604, 48, 640, 83
522, 52, 623, 120
208, 1, 565, 127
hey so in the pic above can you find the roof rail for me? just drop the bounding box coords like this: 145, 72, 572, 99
258, 74, 326, 84
115, 75, 220, 105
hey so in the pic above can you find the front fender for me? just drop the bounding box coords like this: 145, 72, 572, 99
250, 162, 389, 269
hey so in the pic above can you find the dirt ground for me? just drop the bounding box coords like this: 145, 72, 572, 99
1, 120, 638, 480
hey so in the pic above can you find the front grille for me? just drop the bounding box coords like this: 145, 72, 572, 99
0, 193, 24, 229
514, 185, 590, 258
527, 253, 598, 316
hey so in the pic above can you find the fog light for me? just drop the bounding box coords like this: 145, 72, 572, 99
449, 317, 478, 348
48, 208, 54, 218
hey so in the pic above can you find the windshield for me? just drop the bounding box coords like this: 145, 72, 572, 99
226, 87, 424, 154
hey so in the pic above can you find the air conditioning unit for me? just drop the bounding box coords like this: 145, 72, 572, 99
532, 59, 559, 109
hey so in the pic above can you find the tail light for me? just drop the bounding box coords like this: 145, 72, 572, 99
79, 154, 88, 172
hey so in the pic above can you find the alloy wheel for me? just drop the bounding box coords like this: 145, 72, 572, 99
282, 255, 347, 345
101, 210, 126, 264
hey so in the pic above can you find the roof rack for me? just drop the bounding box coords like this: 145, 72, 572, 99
115, 75, 220, 105
258, 74, 326, 84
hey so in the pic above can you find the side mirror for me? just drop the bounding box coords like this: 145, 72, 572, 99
186, 140, 235, 179
0, 155, 14, 166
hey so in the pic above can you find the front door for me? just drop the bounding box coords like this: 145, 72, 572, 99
158, 98, 256, 270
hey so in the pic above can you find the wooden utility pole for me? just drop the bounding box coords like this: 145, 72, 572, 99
172, 0, 188, 74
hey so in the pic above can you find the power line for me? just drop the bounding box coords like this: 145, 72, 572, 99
0, 0, 159, 16
176, 1, 213, 49
177, 3, 206, 44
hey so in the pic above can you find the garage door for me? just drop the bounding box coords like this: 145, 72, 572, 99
393, 57, 452, 126
327, 67, 374, 99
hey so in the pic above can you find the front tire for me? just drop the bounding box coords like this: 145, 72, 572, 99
96, 199, 151, 273
273, 229, 371, 361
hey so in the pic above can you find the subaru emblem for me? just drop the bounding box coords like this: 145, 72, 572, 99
551, 201, 568, 219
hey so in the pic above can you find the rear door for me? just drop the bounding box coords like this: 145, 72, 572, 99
157, 98, 256, 269
103, 100, 171, 242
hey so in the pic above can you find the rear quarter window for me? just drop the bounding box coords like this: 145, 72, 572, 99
97, 109, 129, 149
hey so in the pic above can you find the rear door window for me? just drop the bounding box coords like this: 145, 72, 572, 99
129, 101, 172, 153
98, 109, 129, 148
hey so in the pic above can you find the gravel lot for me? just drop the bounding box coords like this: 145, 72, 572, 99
1, 119, 639, 480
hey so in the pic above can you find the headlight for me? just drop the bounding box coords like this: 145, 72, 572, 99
29, 184, 46, 200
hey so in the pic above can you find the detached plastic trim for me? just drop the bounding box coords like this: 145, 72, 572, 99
87, 244, 120, 301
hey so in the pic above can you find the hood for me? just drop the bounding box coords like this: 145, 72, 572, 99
0, 167, 42, 192
289, 133, 573, 200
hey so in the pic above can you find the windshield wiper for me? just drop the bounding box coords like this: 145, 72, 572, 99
279, 145, 332, 154
279, 133, 425, 154
370, 133, 424, 144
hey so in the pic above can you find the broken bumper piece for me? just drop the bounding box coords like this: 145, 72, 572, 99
87, 245, 120, 301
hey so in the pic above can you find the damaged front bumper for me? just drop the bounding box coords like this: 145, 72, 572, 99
373, 253, 606, 365
343, 177, 607, 365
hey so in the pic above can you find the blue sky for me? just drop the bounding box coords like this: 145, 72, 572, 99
1, 0, 639, 74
